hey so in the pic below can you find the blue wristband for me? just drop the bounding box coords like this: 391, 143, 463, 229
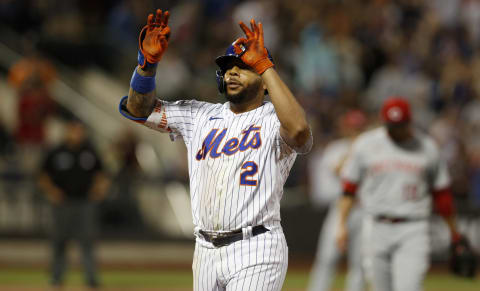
130, 68, 156, 94
138, 50, 158, 69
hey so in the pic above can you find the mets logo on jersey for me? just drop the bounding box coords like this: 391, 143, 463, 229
195, 125, 261, 160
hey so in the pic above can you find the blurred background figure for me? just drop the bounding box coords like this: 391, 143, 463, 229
102, 129, 146, 234
37, 116, 110, 291
337, 97, 466, 291
308, 110, 368, 291
7, 37, 57, 172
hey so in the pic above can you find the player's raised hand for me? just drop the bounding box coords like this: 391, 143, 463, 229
234, 19, 274, 75
138, 9, 171, 69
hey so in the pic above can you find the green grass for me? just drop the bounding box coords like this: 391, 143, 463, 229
0, 269, 191, 287
285, 271, 479, 290
0, 268, 477, 290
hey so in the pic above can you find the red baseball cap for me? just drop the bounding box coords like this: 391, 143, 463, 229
381, 97, 411, 123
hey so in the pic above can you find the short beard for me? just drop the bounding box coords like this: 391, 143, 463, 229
225, 79, 263, 104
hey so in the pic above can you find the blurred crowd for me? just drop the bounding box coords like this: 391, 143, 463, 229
1, 0, 480, 224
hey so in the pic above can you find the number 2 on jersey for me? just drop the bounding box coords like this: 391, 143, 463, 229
240, 161, 258, 186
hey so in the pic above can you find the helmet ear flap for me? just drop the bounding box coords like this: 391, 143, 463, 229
216, 70, 226, 94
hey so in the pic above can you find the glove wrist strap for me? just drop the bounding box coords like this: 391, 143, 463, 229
138, 50, 158, 69
252, 57, 274, 75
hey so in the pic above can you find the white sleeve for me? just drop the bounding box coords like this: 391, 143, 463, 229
119, 96, 206, 144
310, 146, 343, 206
274, 120, 313, 157
432, 159, 450, 190
145, 99, 206, 144
340, 139, 364, 184
429, 143, 451, 191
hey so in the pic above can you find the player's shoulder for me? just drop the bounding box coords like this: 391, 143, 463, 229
167, 99, 224, 116
167, 99, 219, 109
415, 129, 440, 152
260, 101, 277, 116
324, 138, 350, 154
197, 100, 223, 112
262, 101, 280, 113
354, 126, 384, 147
263, 101, 284, 123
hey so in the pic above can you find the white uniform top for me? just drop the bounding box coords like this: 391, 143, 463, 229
341, 126, 450, 218
310, 139, 351, 206
120, 97, 312, 232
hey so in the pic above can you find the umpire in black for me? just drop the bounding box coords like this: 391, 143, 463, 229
38, 116, 110, 290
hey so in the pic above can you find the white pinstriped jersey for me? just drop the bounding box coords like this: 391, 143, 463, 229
135, 98, 311, 232
341, 127, 449, 218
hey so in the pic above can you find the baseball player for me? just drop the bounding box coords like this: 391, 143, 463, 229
336, 97, 463, 291
118, 9, 312, 291
307, 110, 367, 291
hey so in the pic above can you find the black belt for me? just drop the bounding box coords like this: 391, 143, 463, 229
199, 225, 269, 247
375, 215, 423, 223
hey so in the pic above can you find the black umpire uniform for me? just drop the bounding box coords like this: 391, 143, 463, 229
39, 119, 108, 289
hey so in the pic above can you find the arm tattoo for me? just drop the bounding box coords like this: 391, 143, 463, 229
127, 88, 156, 117
126, 66, 157, 117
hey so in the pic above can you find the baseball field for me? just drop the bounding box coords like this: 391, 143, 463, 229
0, 268, 477, 291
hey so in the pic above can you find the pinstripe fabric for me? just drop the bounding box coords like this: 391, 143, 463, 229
142, 100, 306, 231
193, 228, 288, 291
121, 98, 311, 290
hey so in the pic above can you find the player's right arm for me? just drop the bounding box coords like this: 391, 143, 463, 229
125, 9, 170, 118
120, 9, 202, 144
428, 141, 463, 244
126, 67, 157, 118
337, 194, 355, 252
335, 137, 364, 252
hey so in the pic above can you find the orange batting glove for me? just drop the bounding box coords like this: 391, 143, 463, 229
234, 19, 274, 75
138, 9, 171, 69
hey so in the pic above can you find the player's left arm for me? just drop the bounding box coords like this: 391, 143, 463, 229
336, 137, 364, 251
429, 145, 461, 242
262, 69, 311, 150
434, 185, 477, 277
433, 187, 462, 240
236, 19, 311, 151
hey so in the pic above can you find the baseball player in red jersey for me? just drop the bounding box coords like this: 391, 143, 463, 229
336, 97, 464, 291
118, 9, 312, 291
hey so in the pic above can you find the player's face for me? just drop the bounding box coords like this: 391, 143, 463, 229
386, 122, 412, 143
223, 59, 264, 104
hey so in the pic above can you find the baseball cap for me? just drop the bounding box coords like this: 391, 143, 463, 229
381, 97, 411, 123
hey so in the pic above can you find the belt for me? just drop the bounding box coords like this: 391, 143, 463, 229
375, 215, 413, 223
199, 225, 269, 247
